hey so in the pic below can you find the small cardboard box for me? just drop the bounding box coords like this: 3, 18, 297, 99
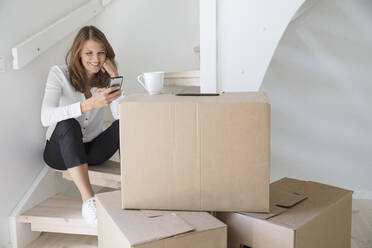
216, 178, 353, 248
119, 92, 270, 212
96, 190, 227, 248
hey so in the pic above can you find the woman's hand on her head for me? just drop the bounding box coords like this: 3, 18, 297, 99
101, 58, 119, 77
81, 87, 122, 113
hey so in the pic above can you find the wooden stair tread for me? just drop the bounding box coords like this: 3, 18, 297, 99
19, 194, 97, 235
164, 70, 200, 87
60, 160, 121, 189
26, 232, 97, 248
87, 160, 120, 175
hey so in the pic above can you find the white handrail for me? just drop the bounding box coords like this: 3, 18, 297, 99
12, 0, 113, 70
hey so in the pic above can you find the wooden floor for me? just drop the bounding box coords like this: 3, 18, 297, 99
352, 199, 372, 248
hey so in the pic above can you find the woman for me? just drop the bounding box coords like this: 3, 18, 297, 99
41, 25, 123, 227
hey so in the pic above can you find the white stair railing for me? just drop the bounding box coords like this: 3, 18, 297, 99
11, 0, 114, 70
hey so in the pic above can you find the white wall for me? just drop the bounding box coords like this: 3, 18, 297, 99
95, 0, 200, 94
260, 0, 372, 198
96, 0, 200, 121
216, 0, 305, 92
0, 0, 199, 247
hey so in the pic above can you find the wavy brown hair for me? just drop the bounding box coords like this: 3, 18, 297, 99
65, 26, 117, 93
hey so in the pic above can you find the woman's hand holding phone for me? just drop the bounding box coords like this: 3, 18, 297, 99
80, 58, 122, 113
81, 87, 122, 113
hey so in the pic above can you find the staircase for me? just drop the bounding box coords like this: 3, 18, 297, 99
19, 194, 98, 236
15, 64, 201, 247
61, 160, 121, 189
18, 159, 119, 247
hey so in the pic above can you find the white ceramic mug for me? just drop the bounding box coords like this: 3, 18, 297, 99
137, 72, 164, 95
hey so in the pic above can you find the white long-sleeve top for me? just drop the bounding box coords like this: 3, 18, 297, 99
41, 65, 122, 142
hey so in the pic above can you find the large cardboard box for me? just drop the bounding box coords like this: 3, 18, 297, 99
96, 190, 227, 248
119, 92, 270, 212
216, 178, 353, 248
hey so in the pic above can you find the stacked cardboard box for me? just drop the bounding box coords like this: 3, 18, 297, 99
96, 92, 353, 248
96, 190, 227, 248
119, 92, 271, 212
217, 177, 353, 248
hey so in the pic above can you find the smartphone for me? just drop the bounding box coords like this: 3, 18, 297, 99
107, 76, 123, 94
175, 93, 220, 96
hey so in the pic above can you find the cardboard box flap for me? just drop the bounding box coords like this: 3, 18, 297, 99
96, 191, 195, 246
137, 214, 195, 245
171, 211, 227, 232
271, 188, 308, 208
141, 210, 175, 218
239, 187, 307, 220
270, 177, 307, 194
268, 178, 353, 229
239, 204, 286, 220
141, 210, 227, 232
120, 92, 270, 104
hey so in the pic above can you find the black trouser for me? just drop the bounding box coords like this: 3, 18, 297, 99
43, 118, 119, 171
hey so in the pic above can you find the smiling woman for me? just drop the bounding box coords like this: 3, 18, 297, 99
80, 40, 107, 77
65, 26, 117, 93
40, 25, 124, 227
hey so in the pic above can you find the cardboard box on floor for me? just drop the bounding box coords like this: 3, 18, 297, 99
119, 92, 270, 212
216, 178, 353, 248
96, 190, 227, 248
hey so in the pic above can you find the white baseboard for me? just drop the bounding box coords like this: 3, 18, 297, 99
353, 190, 372, 200
8, 166, 72, 248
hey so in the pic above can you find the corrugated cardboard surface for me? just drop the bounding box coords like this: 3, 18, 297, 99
216, 178, 353, 248
217, 212, 294, 248
97, 197, 131, 248
96, 190, 227, 248
265, 178, 352, 229
294, 194, 352, 248
140, 210, 226, 232
120, 92, 270, 212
